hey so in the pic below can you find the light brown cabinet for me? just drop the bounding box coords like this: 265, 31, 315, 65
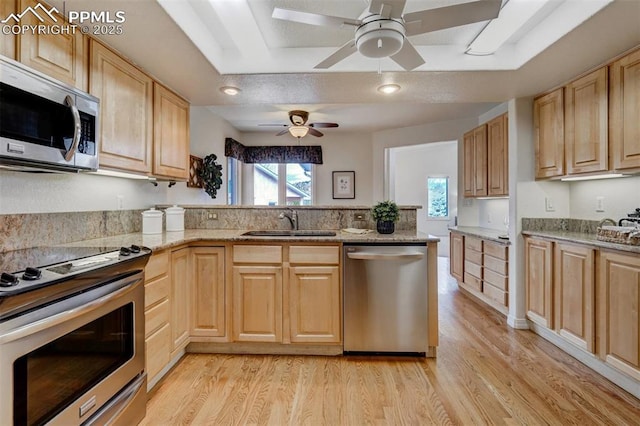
449, 233, 464, 281
191, 247, 226, 339
16, 0, 88, 90
463, 125, 487, 197
554, 243, 595, 352
90, 39, 153, 174
487, 114, 509, 196
170, 247, 191, 357
565, 67, 608, 174
598, 250, 640, 381
153, 83, 190, 180
525, 237, 553, 328
0, 0, 17, 59
610, 48, 640, 171
534, 89, 565, 179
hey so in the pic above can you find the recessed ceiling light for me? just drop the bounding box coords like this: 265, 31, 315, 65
378, 84, 401, 94
220, 86, 240, 96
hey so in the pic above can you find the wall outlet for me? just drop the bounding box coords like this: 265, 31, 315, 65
353, 213, 365, 221
116, 195, 124, 210
545, 197, 555, 212
207, 212, 218, 220
596, 196, 605, 212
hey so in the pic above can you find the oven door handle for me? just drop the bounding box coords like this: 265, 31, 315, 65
0, 281, 136, 344
63, 94, 82, 162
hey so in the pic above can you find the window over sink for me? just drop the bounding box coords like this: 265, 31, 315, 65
253, 163, 314, 206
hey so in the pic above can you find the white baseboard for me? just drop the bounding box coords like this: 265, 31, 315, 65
507, 316, 529, 329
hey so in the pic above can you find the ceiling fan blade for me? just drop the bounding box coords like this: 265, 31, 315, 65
276, 129, 290, 136
272, 7, 361, 28
314, 39, 358, 69
308, 127, 324, 137
259, 124, 288, 127
404, 0, 501, 37
368, 0, 406, 19
309, 122, 339, 128
390, 40, 425, 70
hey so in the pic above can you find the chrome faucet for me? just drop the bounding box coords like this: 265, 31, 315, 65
598, 218, 616, 227
279, 209, 298, 230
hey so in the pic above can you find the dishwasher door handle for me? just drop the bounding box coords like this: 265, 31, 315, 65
347, 251, 425, 261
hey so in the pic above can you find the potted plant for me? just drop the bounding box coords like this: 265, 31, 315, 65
371, 201, 400, 234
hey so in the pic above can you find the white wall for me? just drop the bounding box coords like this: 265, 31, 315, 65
391, 141, 457, 256
238, 131, 373, 206
0, 107, 241, 214
569, 177, 640, 221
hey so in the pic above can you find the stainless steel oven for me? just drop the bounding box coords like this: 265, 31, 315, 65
0, 246, 151, 426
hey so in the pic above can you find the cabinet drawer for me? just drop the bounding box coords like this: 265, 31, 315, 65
484, 269, 508, 290
483, 283, 508, 305
484, 255, 508, 275
463, 272, 482, 292
484, 241, 508, 260
145, 250, 169, 281
145, 274, 170, 308
289, 245, 339, 264
466, 237, 483, 252
465, 248, 482, 265
145, 298, 169, 337
233, 245, 282, 264
465, 260, 482, 279
146, 323, 171, 383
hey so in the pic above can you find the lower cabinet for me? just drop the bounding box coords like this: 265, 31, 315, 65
525, 237, 553, 328
170, 247, 190, 358
191, 247, 226, 339
449, 233, 464, 281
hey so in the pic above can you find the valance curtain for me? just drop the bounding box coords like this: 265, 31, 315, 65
224, 138, 323, 164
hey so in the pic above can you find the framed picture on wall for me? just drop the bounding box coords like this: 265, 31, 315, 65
332, 171, 355, 199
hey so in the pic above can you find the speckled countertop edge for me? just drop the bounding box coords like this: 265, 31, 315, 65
521, 230, 640, 254
58, 229, 439, 252
448, 226, 511, 245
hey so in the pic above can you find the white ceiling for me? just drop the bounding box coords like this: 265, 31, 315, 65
48, 0, 640, 134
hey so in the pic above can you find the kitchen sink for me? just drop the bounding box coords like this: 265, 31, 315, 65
242, 230, 337, 237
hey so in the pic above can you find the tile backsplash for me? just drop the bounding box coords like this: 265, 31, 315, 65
521, 217, 600, 234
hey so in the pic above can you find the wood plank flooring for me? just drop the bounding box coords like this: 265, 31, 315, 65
141, 258, 640, 425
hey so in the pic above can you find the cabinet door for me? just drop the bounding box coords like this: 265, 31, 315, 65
17, 0, 87, 90
554, 243, 595, 352
610, 48, 640, 170
90, 40, 153, 173
449, 233, 464, 281
565, 67, 608, 174
525, 237, 553, 328
289, 266, 341, 343
146, 323, 171, 386
170, 248, 190, 355
598, 251, 640, 380
487, 114, 508, 196
473, 125, 488, 197
0, 0, 17, 59
233, 266, 282, 342
153, 83, 190, 180
462, 130, 475, 197
534, 89, 565, 178
191, 247, 226, 338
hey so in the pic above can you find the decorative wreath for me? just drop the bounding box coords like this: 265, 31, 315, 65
198, 154, 223, 199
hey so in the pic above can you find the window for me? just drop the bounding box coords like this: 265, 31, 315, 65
227, 157, 240, 205
427, 177, 449, 218
253, 163, 313, 206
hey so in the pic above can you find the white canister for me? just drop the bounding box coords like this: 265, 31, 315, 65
142, 208, 163, 234
165, 205, 185, 232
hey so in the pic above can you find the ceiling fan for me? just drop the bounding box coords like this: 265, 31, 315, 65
259, 110, 339, 139
272, 0, 502, 71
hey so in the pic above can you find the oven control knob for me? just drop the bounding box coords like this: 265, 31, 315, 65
0, 272, 19, 287
22, 267, 42, 281
129, 245, 141, 254
119, 247, 131, 256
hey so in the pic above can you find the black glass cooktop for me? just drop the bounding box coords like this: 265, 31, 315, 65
0, 246, 120, 275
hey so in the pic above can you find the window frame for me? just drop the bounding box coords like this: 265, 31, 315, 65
252, 163, 315, 206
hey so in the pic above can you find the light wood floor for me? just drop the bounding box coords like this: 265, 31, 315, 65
141, 258, 640, 425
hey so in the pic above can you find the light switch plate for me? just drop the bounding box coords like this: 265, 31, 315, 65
545, 197, 555, 212
596, 196, 605, 212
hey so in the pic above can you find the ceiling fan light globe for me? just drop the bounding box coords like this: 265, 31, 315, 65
355, 19, 405, 58
288, 125, 309, 138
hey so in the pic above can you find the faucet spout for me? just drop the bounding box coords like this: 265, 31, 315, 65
279, 209, 299, 230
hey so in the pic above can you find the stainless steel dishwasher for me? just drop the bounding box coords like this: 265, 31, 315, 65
343, 243, 428, 355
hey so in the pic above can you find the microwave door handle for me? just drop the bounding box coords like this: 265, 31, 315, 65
63, 95, 81, 162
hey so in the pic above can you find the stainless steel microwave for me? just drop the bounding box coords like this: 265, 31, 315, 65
0, 56, 100, 172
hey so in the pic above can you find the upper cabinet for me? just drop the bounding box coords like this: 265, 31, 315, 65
153, 83, 190, 180
463, 113, 508, 198
90, 40, 153, 174
534, 89, 565, 179
0, 0, 17, 59
610, 48, 640, 171
565, 67, 608, 175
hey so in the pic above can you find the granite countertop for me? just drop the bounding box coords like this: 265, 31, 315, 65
59, 229, 439, 252
448, 226, 511, 245
521, 229, 640, 254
